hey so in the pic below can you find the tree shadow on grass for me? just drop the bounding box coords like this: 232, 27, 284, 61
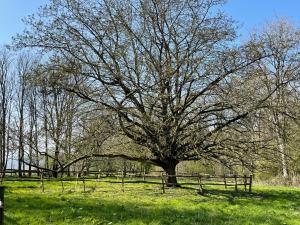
202, 188, 264, 198
5, 190, 295, 225
178, 184, 300, 199
104, 180, 162, 185
4, 215, 20, 225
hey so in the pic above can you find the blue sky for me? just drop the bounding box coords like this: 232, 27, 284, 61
0, 0, 300, 45
224, 0, 300, 38
0, 0, 49, 45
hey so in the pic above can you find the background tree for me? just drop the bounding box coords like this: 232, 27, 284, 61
250, 20, 300, 178
0, 47, 14, 178
15, 52, 37, 177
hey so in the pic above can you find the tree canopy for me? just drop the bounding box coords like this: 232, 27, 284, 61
14, 0, 300, 185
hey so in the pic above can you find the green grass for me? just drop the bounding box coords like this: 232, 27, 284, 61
2, 178, 300, 225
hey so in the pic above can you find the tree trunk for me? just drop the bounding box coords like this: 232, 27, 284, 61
277, 135, 288, 178
43, 89, 49, 170
161, 160, 179, 187
52, 146, 59, 178
28, 118, 33, 177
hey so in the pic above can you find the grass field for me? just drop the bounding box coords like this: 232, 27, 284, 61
3, 178, 300, 225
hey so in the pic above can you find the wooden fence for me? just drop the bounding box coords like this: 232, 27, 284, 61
160, 174, 253, 194
1, 169, 253, 194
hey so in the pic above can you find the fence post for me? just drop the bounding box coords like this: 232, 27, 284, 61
161, 174, 165, 194
121, 173, 125, 192
40, 172, 45, 193
143, 169, 146, 182
97, 170, 101, 182
0, 186, 4, 225
223, 174, 227, 189
60, 177, 64, 192
83, 176, 86, 192
198, 175, 203, 194
249, 175, 253, 193
244, 175, 247, 191
234, 175, 238, 192
76, 172, 79, 187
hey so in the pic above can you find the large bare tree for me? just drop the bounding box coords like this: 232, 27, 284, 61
17, 0, 280, 185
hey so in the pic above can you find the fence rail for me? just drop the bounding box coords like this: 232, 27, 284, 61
160, 174, 252, 194
0, 169, 253, 194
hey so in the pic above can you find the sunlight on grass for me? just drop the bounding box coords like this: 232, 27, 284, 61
3, 179, 300, 225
